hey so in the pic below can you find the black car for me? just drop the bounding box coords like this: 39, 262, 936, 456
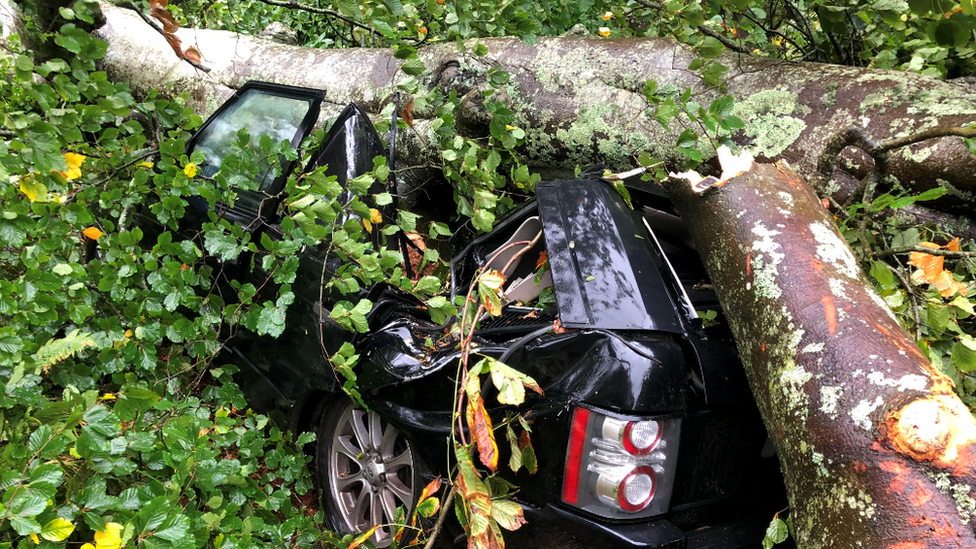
139, 81, 788, 549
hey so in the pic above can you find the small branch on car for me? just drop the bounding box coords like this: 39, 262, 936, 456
422, 485, 456, 549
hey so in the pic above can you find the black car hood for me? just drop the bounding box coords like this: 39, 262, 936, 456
536, 179, 684, 333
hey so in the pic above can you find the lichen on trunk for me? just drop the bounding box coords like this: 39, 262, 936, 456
666, 152, 976, 548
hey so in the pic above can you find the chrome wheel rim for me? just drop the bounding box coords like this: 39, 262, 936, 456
329, 404, 416, 547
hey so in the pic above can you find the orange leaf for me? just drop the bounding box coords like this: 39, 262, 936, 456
162, 31, 184, 59
466, 396, 498, 473
535, 250, 547, 270
347, 525, 380, 549
184, 46, 202, 63
152, 3, 180, 32
908, 249, 943, 285
82, 227, 103, 240
465, 371, 498, 472
418, 477, 442, 503
947, 238, 961, 252
402, 99, 415, 128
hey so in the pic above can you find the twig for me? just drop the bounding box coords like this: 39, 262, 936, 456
886, 264, 922, 341
123, 3, 211, 73
739, 9, 807, 57
254, 0, 385, 39
631, 0, 752, 55
423, 485, 457, 549
875, 246, 976, 259
697, 25, 753, 55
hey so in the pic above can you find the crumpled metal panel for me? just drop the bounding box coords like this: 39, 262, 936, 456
536, 179, 683, 332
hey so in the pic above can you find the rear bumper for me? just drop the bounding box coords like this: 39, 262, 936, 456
502, 503, 769, 549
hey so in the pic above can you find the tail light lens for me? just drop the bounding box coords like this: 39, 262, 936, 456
562, 406, 680, 519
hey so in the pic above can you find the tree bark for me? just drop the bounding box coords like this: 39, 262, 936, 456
665, 156, 976, 548
32, 1, 973, 216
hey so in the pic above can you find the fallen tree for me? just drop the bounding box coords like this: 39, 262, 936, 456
84, 3, 976, 218
667, 151, 976, 548
7, 1, 976, 547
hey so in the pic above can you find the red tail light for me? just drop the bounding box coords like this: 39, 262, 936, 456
562, 406, 680, 519
562, 407, 591, 504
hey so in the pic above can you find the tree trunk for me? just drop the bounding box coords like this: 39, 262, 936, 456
664, 155, 976, 548
41, 1, 975, 216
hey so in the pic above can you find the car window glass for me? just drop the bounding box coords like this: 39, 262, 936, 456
191, 89, 313, 190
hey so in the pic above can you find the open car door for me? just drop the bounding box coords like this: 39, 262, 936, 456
184, 81, 325, 227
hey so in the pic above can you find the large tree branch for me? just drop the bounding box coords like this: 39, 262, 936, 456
665, 153, 976, 548
81, 1, 976, 218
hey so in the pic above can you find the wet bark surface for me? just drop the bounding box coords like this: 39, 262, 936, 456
665, 161, 976, 549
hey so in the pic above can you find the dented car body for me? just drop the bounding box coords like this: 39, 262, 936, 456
149, 81, 788, 548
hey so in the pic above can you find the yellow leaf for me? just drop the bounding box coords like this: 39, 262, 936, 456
40, 517, 75, 542
63, 152, 85, 180
184, 162, 198, 178
83, 227, 104, 240
363, 218, 373, 233
369, 208, 383, 223
19, 175, 47, 203
82, 544, 96, 549
137, 161, 154, 169
93, 522, 123, 549
69, 447, 81, 458
598, 27, 611, 36
99, 393, 117, 401
31, 534, 39, 544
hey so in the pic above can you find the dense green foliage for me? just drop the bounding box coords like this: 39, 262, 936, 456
2, 0, 976, 548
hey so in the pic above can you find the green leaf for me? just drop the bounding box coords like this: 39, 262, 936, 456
928, 303, 951, 331
85, 405, 121, 437
154, 514, 190, 541
763, 516, 789, 549
484, 357, 543, 405
415, 496, 439, 518
915, 187, 948, 201
870, 261, 895, 288
472, 209, 495, 233
9, 489, 49, 517
696, 36, 725, 58
952, 336, 976, 373
414, 276, 441, 294
380, 0, 404, 15
401, 58, 427, 76
951, 295, 975, 317
335, 0, 362, 19
40, 517, 75, 542
9, 516, 41, 536
491, 498, 527, 531
393, 46, 417, 59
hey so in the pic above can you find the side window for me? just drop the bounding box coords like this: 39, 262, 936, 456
191, 89, 314, 190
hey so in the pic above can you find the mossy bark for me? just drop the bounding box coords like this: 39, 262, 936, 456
78, 2, 976, 215
665, 161, 976, 549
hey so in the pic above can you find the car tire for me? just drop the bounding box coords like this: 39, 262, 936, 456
315, 396, 421, 548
